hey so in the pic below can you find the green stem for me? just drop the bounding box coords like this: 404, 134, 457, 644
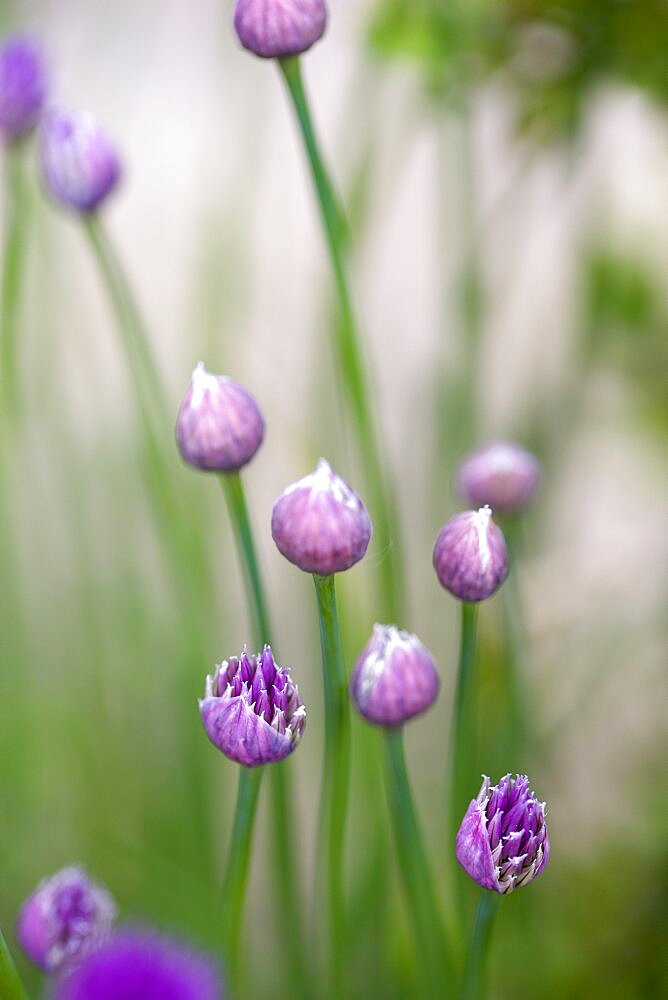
219, 472, 306, 985
1, 145, 29, 416
220, 766, 263, 989
384, 728, 452, 993
450, 603, 480, 838
279, 56, 404, 623
459, 893, 500, 1000
312, 573, 350, 994
0, 926, 28, 1000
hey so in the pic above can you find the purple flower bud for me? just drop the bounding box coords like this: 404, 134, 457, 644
271, 458, 372, 576
54, 928, 223, 1000
16, 866, 116, 974
175, 363, 265, 472
456, 774, 550, 894
433, 506, 508, 602
457, 442, 540, 514
40, 109, 121, 212
200, 645, 306, 767
0, 36, 47, 141
350, 624, 440, 727
233, 0, 327, 59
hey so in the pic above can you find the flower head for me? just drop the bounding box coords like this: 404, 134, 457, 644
16, 866, 116, 974
0, 35, 47, 140
200, 645, 306, 767
433, 506, 508, 602
271, 458, 372, 576
457, 442, 540, 514
40, 109, 121, 212
350, 624, 439, 727
234, 0, 328, 59
176, 363, 265, 472
54, 928, 223, 1000
456, 774, 550, 894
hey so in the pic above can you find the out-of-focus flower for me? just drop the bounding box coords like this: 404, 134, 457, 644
457, 442, 540, 514
456, 774, 550, 894
200, 645, 306, 767
233, 0, 327, 59
54, 928, 223, 1000
272, 458, 371, 576
40, 109, 120, 212
350, 624, 439, 727
0, 35, 47, 140
176, 363, 265, 472
16, 866, 116, 974
433, 506, 508, 602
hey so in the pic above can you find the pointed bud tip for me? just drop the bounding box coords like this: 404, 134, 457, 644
350, 624, 439, 727
433, 507, 508, 602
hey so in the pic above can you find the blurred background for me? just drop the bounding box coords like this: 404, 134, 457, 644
0, 0, 666, 997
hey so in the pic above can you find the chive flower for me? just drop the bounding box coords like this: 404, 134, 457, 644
176, 362, 265, 472
456, 774, 550, 894
350, 624, 439, 727
0, 35, 47, 141
200, 645, 306, 767
271, 458, 371, 576
457, 442, 540, 514
233, 0, 328, 59
16, 866, 116, 974
433, 506, 508, 602
54, 928, 223, 1000
40, 109, 121, 212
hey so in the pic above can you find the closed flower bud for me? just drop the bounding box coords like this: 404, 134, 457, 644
350, 624, 439, 727
271, 458, 372, 576
457, 442, 540, 514
176, 363, 265, 472
200, 645, 306, 767
433, 506, 508, 602
40, 109, 121, 212
16, 866, 116, 974
234, 0, 327, 59
456, 774, 550, 894
0, 35, 47, 141
54, 928, 222, 1000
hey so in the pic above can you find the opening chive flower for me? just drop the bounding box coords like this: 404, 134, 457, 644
350, 624, 440, 727
271, 458, 372, 576
176, 363, 265, 472
200, 645, 306, 767
457, 442, 540, 514
54, 928, 223, 1000
433, 506, 508, 602
0, 35, 47, 141
456, 774, 550, 894
233, 0, 328, 59
40, 109, 121, 212
16, 867, 116, 974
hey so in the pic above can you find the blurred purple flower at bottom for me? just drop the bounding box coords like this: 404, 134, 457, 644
40, 109, 121, 212
55, 929, 223, 1000
456, 774, 550, 894
0, 35, 47, 140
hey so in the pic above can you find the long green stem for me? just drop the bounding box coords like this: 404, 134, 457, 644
450, 603, 480, 837
384, 728, 452, 993
0, 926, 28, 1000
220, 766, 263, 989
279, 56, 404, 623
459, 893, 500, 1000
312, 573, 350, 994
219, 472, 305, 984
1, 145, 29, 416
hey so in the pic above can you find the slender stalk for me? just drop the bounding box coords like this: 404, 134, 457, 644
219, 472, 306, 984
312, 573, 350, 994
220, 766, 263, 989
450, 603, 480, 836
0, 926, 28, 1000
1, 145, 29, 416
384, 728, 452, 993
279, 56, 404, 623
459, 893, 500, 1000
